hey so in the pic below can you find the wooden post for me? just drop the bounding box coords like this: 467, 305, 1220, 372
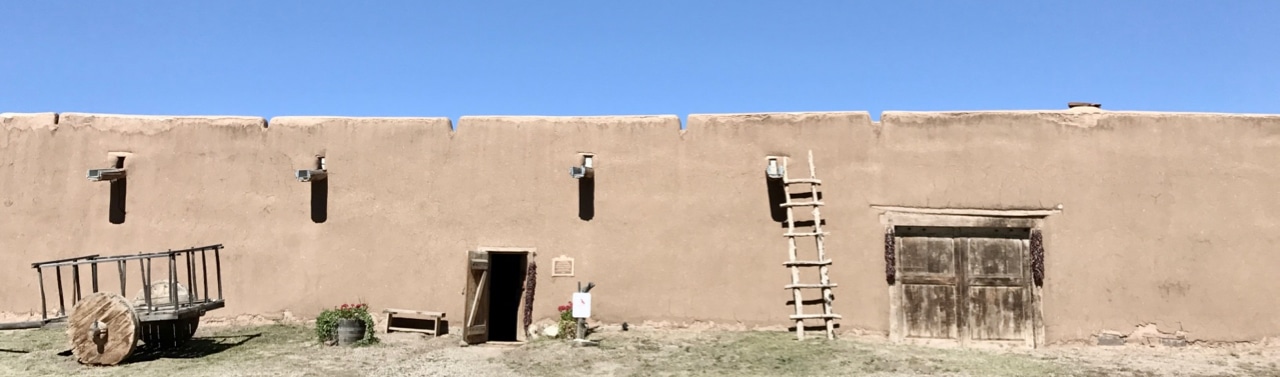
55, 267, 65, 316
201, 249, 209, 302
214, 247, 223, 300
118, 261, 125, 296
91, 263, 99, 293
141, 257, 151, 309
36, 268, 47, 320
169, 251, 179, 308
71, 265, 81, 304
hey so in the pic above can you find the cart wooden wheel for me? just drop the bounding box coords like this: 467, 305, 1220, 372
67, 292, 140, 366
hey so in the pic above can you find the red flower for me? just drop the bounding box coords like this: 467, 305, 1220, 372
341, 304, 349, 309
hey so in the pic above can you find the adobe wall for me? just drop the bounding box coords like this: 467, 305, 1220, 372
0, 109, 1277, 343
871, 109, 1280, 342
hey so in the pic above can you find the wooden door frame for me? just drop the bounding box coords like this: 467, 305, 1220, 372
877, 206, 1059, 349
466, 246, 537, 343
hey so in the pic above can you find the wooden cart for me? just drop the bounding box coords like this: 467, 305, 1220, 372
0, 244, 227, 365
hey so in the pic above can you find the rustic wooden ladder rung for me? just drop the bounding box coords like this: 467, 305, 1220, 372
782, 232, 829, 237
779, 150, 838, 340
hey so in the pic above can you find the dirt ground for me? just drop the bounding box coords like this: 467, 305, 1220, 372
1, 320, 1277, 377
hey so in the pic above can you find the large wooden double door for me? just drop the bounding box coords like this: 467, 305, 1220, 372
891, 226, 1039, 348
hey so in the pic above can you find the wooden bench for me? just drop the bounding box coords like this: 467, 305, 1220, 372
383, 308, 445, 337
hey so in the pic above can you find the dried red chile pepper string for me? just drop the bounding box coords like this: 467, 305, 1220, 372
522, 260, 537, 333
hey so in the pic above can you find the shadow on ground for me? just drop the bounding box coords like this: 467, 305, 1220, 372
128, 333, 261, 362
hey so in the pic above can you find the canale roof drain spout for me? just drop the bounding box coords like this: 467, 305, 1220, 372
87, 156, 128, 182
765, 157, 784, 180
296, 156, 327, 182
570, 153, 594, 179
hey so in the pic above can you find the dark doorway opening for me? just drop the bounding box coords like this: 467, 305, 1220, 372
487, 252, 528, 342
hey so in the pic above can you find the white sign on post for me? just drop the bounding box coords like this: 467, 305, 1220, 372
572, 292, 591, 318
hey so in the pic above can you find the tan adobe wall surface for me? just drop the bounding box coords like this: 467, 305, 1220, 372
1, 109, 1277, 342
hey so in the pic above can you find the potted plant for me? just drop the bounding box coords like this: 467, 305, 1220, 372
316, 303, 379, 346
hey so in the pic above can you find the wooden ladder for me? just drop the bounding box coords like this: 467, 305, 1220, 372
780, 150, 840, 340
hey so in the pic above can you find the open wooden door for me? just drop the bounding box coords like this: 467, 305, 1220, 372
463, 250, 490, 345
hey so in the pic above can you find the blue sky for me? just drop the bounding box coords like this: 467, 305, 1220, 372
2, 1, 1277, 124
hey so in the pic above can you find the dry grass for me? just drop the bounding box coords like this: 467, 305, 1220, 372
2, 323, 1278, 376
506, 330, 1068, 377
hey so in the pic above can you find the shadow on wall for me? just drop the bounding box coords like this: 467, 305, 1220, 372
767, 178, 787, 222
766, 178, 825, 228
785, 297, 834, 306
311, 179, 327, 223
109, 178, 127, 224
579, 177, 594, 221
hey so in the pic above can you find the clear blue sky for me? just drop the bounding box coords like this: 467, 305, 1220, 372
2, 1, 1277, 124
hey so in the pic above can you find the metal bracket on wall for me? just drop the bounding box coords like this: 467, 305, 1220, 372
87, 153, 130, 182
87, 168, 126, 182
295, 156, 327, 182
570, 153, 594, 179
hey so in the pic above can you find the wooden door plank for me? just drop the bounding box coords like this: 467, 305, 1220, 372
956, 237, 970, 347
899, 276, 959, 285
902, 284, 958, 339
896, 228, 961, 341
463, 250, 490, 345
966, 236, 1025, 281
466, 270, 488, 328
890, 232, 906, 344
967, 286, 1029, 341
1024, 237, 1040, 347
963, 236, 1031, 344
898, 236, 957, 277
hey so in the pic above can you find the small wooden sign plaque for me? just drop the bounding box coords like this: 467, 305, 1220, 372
551, 255, 574, 277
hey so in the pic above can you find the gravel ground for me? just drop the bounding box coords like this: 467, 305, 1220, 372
1, 321, 1277, 376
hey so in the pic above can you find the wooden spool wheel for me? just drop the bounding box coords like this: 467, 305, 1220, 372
67, 292, 141, 366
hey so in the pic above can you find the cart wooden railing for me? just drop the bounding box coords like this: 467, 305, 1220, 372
0, 244, 227, 365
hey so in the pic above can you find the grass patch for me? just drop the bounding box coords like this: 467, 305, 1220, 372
3, 324, 1271, 376
504, 331, 1070, 377
0, 324, 317, 377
